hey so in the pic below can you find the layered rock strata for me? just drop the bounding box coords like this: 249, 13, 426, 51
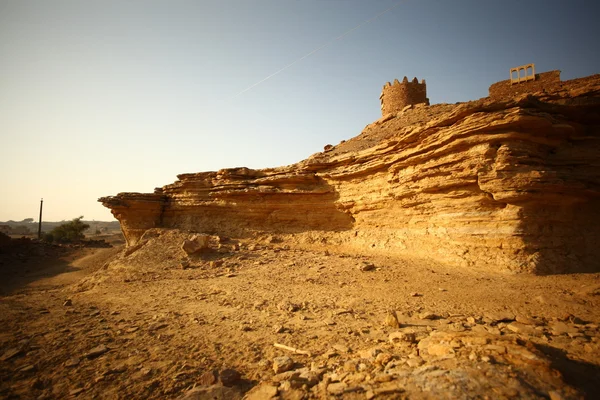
100, 75, 600, 274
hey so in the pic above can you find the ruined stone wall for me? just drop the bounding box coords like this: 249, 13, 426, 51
489, 70, 561, 99
380, 77, 428, 115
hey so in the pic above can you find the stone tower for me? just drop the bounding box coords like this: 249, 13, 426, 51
380, 76, 429, 116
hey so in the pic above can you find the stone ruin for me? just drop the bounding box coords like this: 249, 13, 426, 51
489, 63, 562, 99
379, 76, 429, 116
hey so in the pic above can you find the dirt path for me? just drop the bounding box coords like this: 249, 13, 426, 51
1, 232, 599, 399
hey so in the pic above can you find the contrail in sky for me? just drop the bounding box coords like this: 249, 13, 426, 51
227, 1, 406, 101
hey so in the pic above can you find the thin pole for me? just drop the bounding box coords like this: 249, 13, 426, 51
38, 198, 43, 240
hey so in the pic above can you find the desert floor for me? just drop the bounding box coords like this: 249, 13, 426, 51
1, 232, 599, 399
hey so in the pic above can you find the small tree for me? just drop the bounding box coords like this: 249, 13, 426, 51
49, 216, 90, 243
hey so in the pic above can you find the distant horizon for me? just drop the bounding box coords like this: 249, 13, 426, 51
1, 217, 118, 223
2, 0, 599, 221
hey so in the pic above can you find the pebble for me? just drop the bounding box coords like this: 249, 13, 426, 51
244, 384, 278, 400
418, 311, 439, 320
85, 344, 109, 359
389, 331, 416, 344
359, 262, 376, 272
0, 348, 23, 361
332, 344, 350, 354
64, 357, 81, 367
273, 356, 295, 374
17, 364, 35, 373
375, 352, 393, 366
384, 311, 400, 328
220, 368, 241, 386
198, 370, 217, 386
69, 388, 84, 396
506, 322, 537, 336
485, 312, 515, 323
327, 382, 348, 395
550, 322, 579, 336
406, 357, 424, 367
358, 347, 381, 359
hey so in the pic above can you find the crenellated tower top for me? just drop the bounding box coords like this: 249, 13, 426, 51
380, 76, 429, 115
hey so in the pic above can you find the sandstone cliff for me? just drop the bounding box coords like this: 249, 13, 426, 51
100, 75, 600, 274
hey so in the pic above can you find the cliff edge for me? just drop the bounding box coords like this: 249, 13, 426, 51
100, 73, 600, 274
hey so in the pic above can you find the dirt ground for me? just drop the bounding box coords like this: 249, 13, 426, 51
1, 230, 599, 399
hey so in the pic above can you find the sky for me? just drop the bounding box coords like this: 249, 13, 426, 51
1, 0, 599, 222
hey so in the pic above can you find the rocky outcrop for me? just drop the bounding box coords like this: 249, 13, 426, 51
100, 75, 600, 274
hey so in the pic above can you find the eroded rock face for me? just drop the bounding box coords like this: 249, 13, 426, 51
99, 75, 600, 274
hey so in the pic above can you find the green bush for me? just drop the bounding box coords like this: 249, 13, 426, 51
49, 216, 90, 243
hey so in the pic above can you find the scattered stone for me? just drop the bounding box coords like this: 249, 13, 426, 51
384, 311, 400, 328
548, 390, 566, 400
375, 352, 393, 366
298, 370, 321, 387
358, 347, 382, 359
332, 344, 350, 354
271, 370, 301, 383
410, 292, 422, 297
515, 315, 537, 325
69, 388, 84, 396
327, 382, 348, 395
389, 331, 416, 345
148, 322, 168, 331
273, 356, 294, 374
17, 364, 35, 373
198, 370, 217, 386
406, 357, 424, 367
181, 234, 210, 255
63, 299, 73, 307
273, 325, 286, 334
550, 322, 579, 336
278, 302, 300, 312
485, 312, 515, 323
343, 360, 358, 373
418, 311, 439, 320
64, 357, 80, 367
374, 382, 404, 396
359, 262, 376, 272
0, 348, 24, 361
85, 344, 109, 359
506, 322, 538, 336
244, 384, 278, 400
333, 308, 352, 315
220, 368, 241, 386
177, 385, 242, 400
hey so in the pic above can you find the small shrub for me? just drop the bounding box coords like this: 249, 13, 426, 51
49, 216, 90, 243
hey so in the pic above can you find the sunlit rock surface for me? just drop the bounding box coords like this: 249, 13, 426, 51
100, 75, 600, 274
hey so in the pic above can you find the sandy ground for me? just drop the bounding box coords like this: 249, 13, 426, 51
1, 230, 599, 399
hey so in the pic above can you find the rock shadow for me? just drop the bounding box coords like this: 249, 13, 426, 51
0, 245, 78, 295
533, 343, 600, 399
517, 200, 600, 274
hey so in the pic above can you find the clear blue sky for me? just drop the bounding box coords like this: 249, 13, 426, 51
1, 0, 599, 221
